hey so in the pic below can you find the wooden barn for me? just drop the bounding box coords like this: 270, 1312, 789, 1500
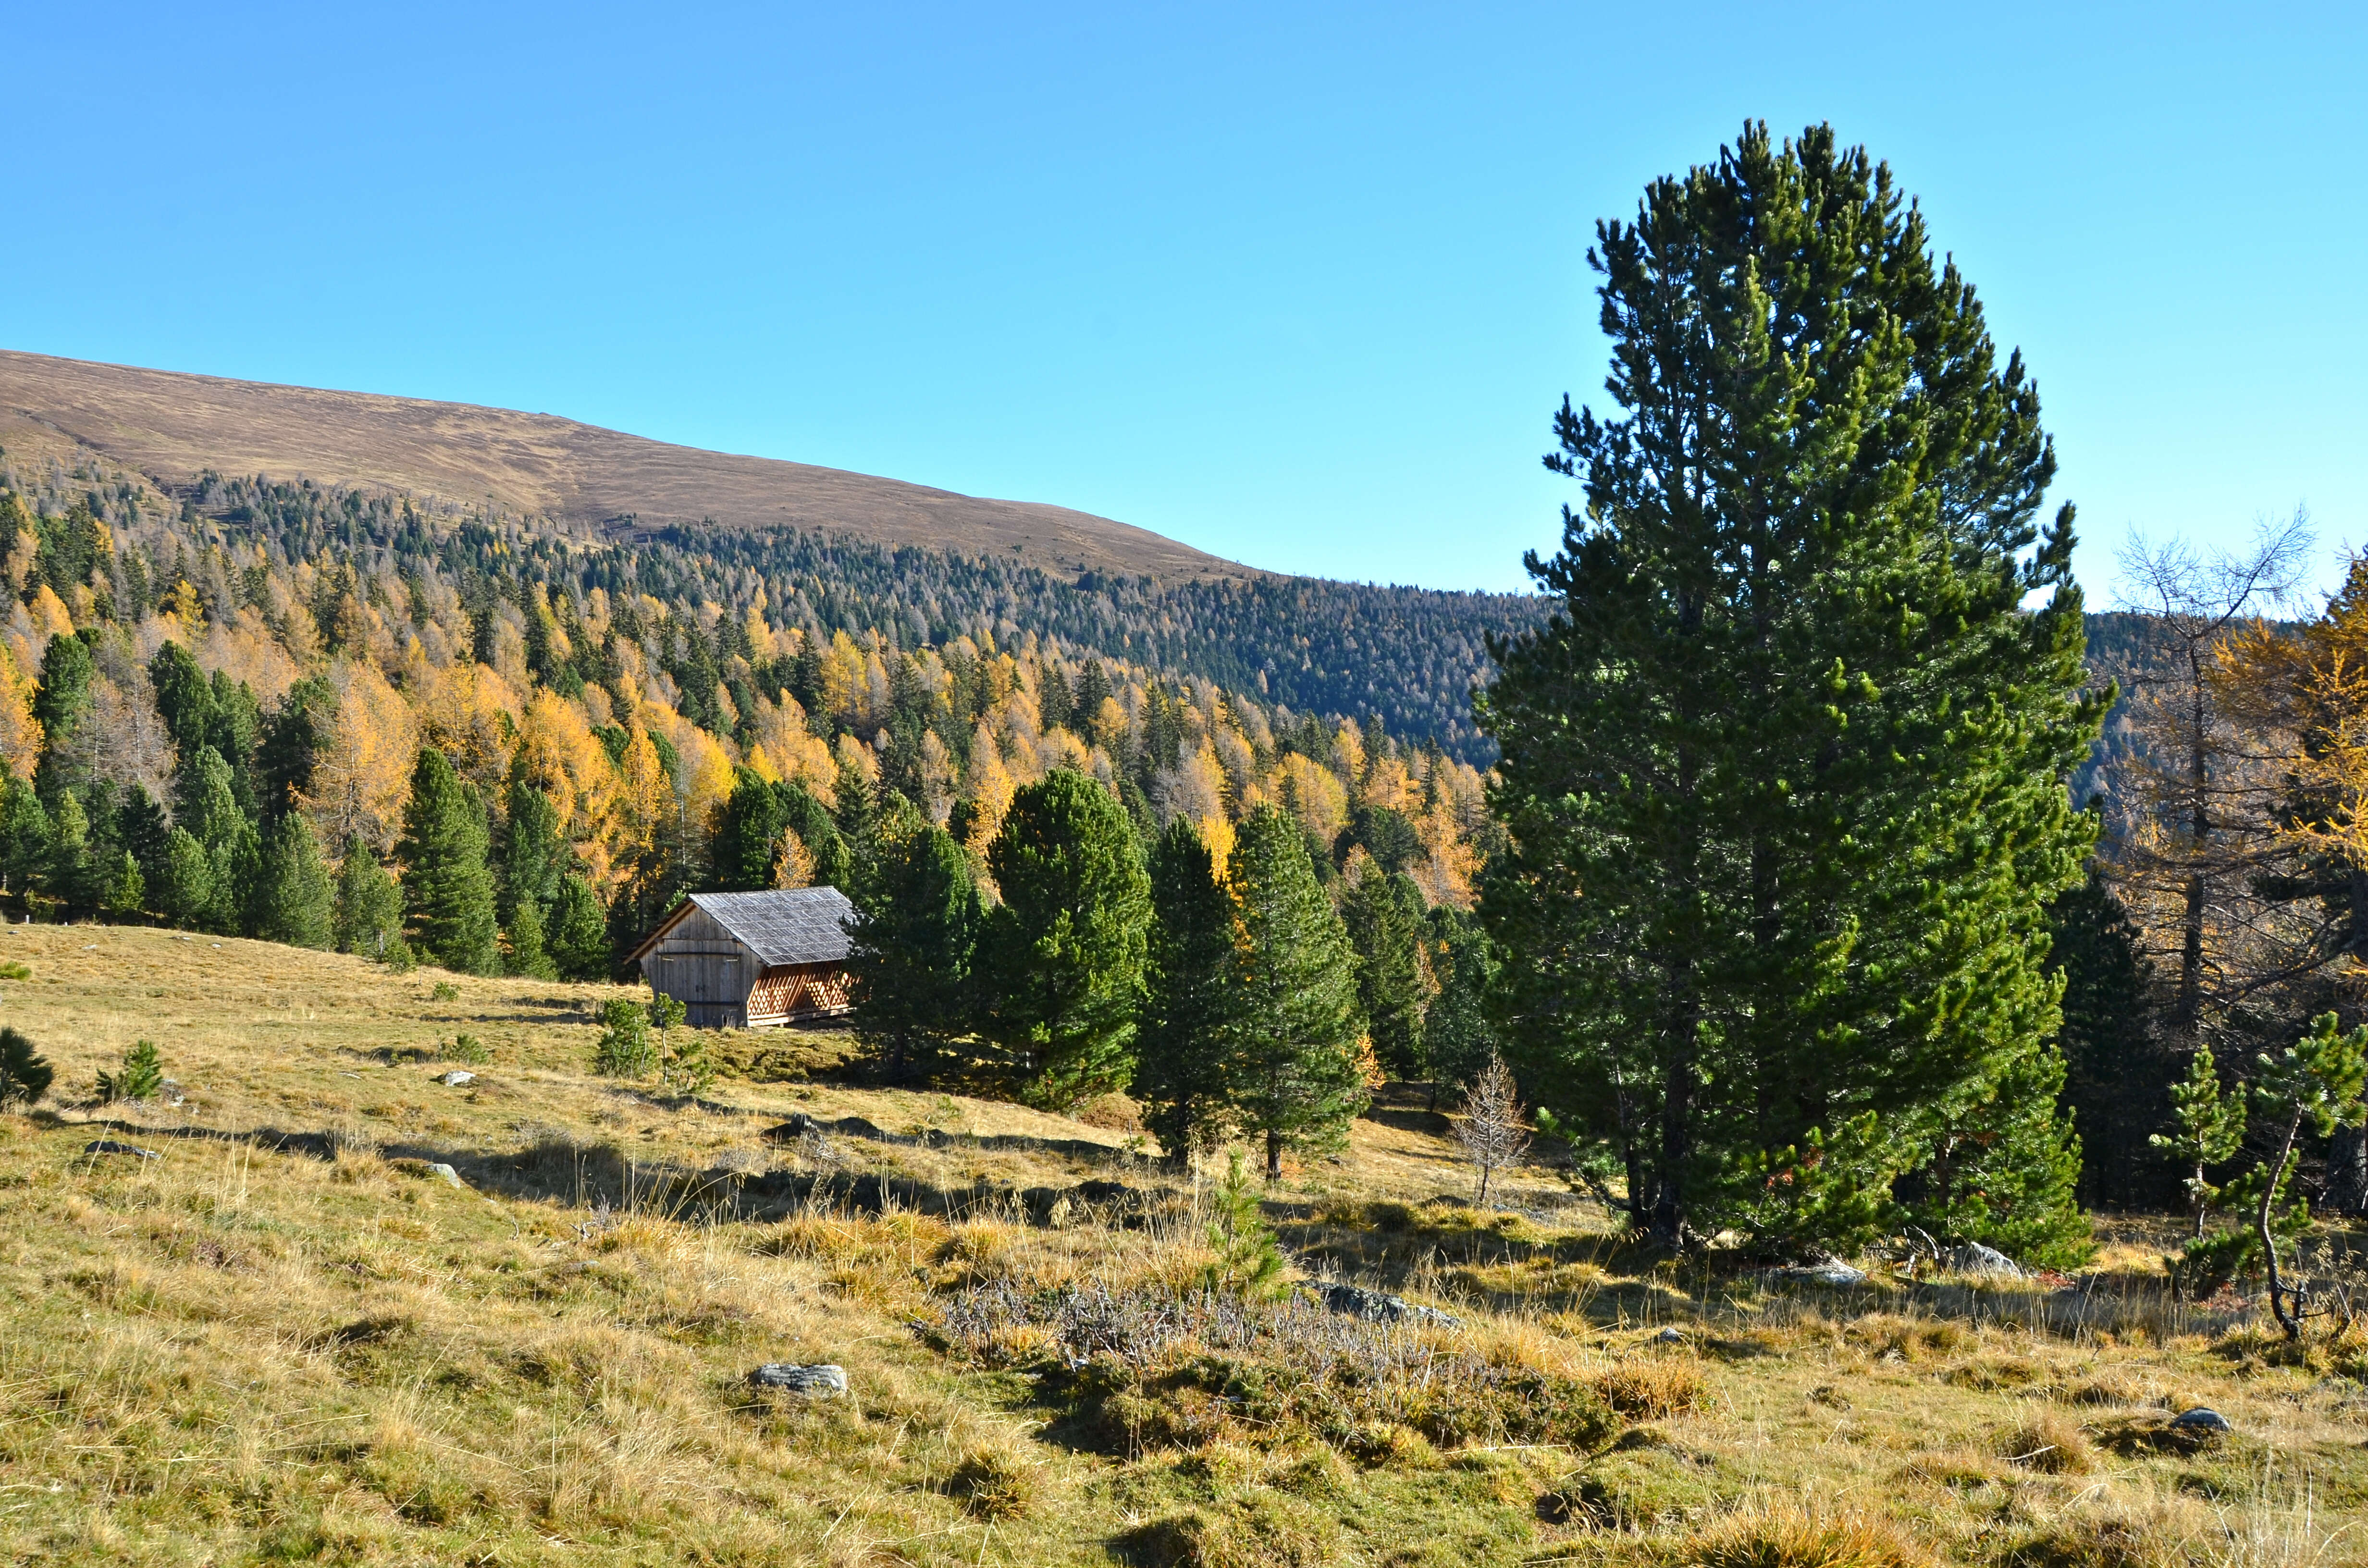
628, 888, 857, 1029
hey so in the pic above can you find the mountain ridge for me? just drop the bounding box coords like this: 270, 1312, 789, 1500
0, 348, 1258, 584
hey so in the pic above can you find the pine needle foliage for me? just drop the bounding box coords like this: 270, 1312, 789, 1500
1480, 122, 2105, 1252
96, 1039, 164, 1104
0, 1027, 51, 1108
1201, 1149, 1288, 1299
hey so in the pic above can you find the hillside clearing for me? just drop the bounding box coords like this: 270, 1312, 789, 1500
0, 928, 2361, 1566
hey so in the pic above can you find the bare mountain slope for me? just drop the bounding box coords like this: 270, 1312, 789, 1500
0, 348, 1253, 581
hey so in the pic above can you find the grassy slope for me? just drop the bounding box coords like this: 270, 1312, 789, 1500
0, 927, 2363, 1567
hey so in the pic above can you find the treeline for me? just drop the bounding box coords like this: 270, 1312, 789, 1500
0, 455, 1493, 997
12, 458, 1531, 765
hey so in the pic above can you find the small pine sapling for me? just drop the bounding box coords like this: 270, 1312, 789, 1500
593, 997, 656, 1078
2151, 1046, 2245, 1237
646, 993, 713, 1098
97, 1039, 164, 1104
0, 1027, 53, 1107
444, 1033, 489, 1065
1456, 1050, 1531, 1205
1201, 1149, 1287, 1299
2248, 1014, 2367, 1339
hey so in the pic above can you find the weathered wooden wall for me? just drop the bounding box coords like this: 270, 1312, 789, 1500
639, 907, 754, 1028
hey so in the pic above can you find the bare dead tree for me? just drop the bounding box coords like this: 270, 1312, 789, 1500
1456, 1051, 1531, 1205
2109, 513, 2317, 1039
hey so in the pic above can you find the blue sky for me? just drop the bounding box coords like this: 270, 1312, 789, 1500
1, 3, 2360, 597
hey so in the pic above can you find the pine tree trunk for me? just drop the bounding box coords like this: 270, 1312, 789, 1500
1265, 1129, 1282, 1184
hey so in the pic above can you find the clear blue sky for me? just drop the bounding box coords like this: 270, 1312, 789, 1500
2, 3, 2360, 597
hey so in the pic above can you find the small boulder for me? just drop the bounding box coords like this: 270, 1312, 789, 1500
1943, 1242, 2025, 1277
1653, 1327, 1687, 1344
2168, 1408, 2232, 1434
1310, 1281, 1462, 1329
436, 1070, 476, 1087
761, 1112, 823, 1143
84, 1139, 160, 1160
425, 1162, 466, 1188
751, 1362, 848, 1397
1774, 1262, 1869, 1287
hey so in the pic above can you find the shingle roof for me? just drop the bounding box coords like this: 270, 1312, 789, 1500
679, 888, 855, 967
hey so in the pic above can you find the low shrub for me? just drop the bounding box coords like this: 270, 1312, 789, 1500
945, 1446, 1043, 1519
926, 1280, 1619, 1461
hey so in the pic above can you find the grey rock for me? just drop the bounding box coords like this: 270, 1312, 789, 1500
1654, 1327, 1687, 1344
751, 1362, 848, 1397
425, 1162, 466, 1188
761, 1112, 823, 1143
2169, 1407, 2232, 1433
1943, 1242, 2026, 1277
436, 1070, 475, 1087
1774, 1262, 1869, 1287
84, 1139, 160, 1159
1310, 1281, 1462, 1329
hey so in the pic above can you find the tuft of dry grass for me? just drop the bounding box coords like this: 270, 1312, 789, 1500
1594, 1354, 1708, 1418
1998, 1409, 2096, 1474
1679, 1497, 1932, 1568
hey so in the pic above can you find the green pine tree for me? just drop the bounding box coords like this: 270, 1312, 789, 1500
396, 748, 501, 975
97, 1038, 164, 1104
1904, 1043, 2094, 1271
153, 827, 217, 931
548, 874, 611, 981
44, 792, 94, 919
980, 770, 1151, 1109
1135, 816, 1241, 1163
174, 744, 256, 935
847, 822, 985, 1082
0, 772, 49, 911
98, 849, 144, 919
1479, 123, 2104, 1249
1342, 868, 1429, 1081
0, 1027, 52, 1107
31, 633, 94, 804
506, 896, 556, 979
1422, 906, 1500, 1108
2153, 1044, 2246, 1238
333, 835, 408, 963
499, 772, 568, 921
2051, 868, 2174, 1208
1222, 805, 1369, 1181
249, 813, 334, 948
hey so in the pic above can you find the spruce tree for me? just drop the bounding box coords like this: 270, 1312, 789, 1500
333, 834, 407, 963
2050, 869, 2174, 1209
506, 896, 556, 979
1222, 805, 1369, 1180
712, 767, 790, 891
1480, 123, 2104, 1250
848, 822, 985, 1081
153, 827, 216, 930
0, 1026, 52, 1107
45, 792, 93, 919
1422, 905, 1501, 1108
0, 773, 49, 909
31, 633, 93, 803
396, 747, 501, 975
980, 769, 1151, 1108
249, 813, 334, 949
174, 744, 258, 934
548, 874, 611, 981
1342, 869, 1429, 1081
1135, 817, 1241, 1163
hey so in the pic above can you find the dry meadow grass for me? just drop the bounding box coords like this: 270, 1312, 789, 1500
1, 925, 2365, 1565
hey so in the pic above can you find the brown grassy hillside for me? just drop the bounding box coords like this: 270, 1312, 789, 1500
1, 927, 2364, 1566
0, 350, 1254, 582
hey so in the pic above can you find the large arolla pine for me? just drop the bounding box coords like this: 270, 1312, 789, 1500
1480, 123, 2106, 1254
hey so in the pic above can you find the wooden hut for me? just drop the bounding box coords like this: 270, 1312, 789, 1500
628, 888, 856, 1029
